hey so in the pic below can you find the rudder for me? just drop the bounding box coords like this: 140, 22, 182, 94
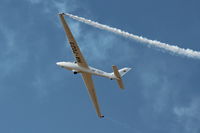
118, 67, 132, 77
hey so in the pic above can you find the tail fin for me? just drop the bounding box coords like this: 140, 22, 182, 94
118, 67, 132, 77
112, 66, 131, 89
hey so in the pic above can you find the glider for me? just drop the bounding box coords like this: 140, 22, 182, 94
57, 13, 131, 118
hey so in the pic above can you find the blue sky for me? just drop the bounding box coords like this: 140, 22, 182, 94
0, 0, 200, 133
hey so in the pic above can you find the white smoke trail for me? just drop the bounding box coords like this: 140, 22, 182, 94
63, 13, 200, 60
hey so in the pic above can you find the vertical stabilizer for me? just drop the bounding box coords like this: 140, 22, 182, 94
118, 67, 132, 77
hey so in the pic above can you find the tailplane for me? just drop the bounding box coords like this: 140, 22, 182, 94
112, 65, 131, 89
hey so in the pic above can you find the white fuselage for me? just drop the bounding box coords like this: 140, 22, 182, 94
56, 61, 116, 79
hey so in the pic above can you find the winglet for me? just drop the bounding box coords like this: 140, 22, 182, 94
100, 115, 104, 118
58, 12, 65, 15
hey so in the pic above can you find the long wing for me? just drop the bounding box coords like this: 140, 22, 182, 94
59, 13, 88, 68
81, 73, 104, 118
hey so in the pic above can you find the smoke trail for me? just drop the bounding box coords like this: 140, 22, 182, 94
63, 13, 200, 60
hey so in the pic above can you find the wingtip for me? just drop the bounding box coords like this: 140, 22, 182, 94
58, 12, 65, 15
58, 12, 71, 16
100, 115, 104, 118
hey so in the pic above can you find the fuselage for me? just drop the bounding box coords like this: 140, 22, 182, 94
56, 61, 116, 79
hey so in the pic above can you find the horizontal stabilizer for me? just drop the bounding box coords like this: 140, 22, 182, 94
112, 65, 125, 89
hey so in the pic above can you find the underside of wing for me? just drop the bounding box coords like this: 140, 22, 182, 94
59, 13, 88, 68
81, 73, 104, 118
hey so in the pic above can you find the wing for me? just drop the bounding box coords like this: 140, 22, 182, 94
81, 73, 104, 118
59, 13, 88, 68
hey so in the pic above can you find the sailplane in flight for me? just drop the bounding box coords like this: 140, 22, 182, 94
56, 13, 131, 118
